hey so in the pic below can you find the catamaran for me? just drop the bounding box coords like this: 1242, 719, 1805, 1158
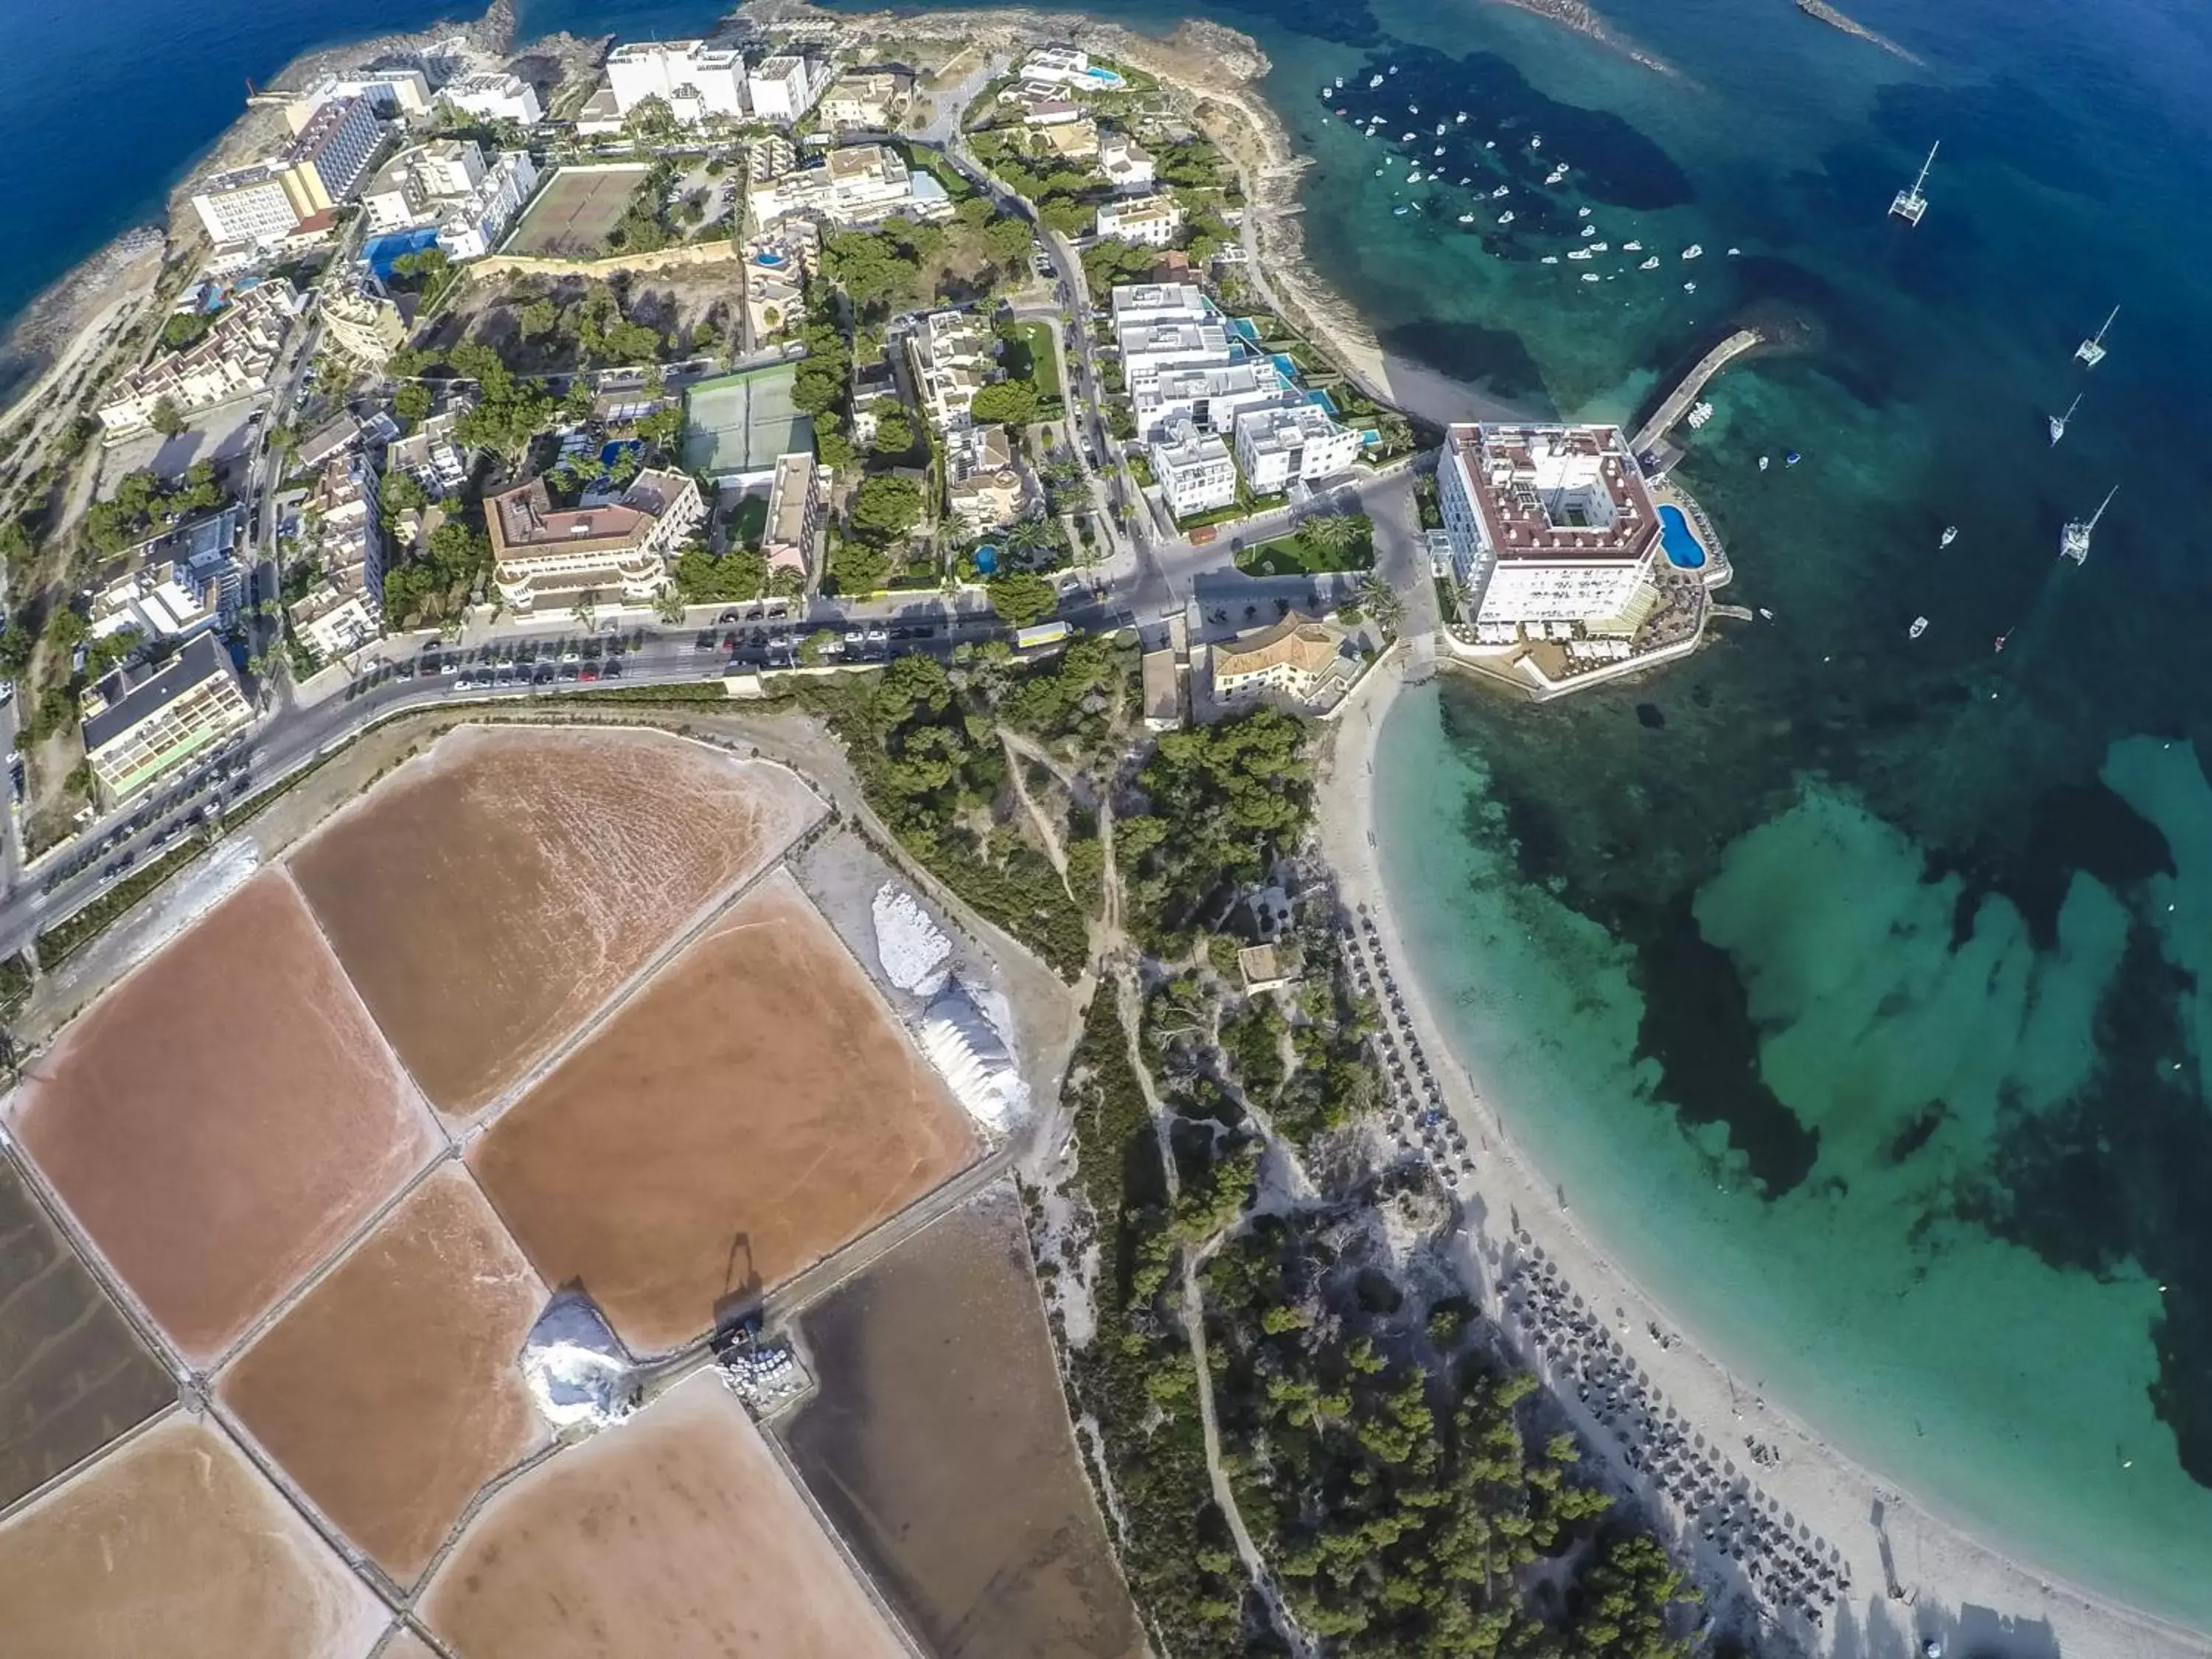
1890, 142, 1938, 225
2076, 307, 2118, 368
2059, 485, 2117, 565
2048, 393, 2081, 445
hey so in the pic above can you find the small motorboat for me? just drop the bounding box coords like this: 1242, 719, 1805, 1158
1540, 255, 1560, 265
1546, 164, 1569, 184
1623, 240, 1644, 251
1409, 102, 1420, 114
1682, 244, 1704, 260
1369, 73, 1385, 88
1458, 212, 1477, 224
1940, 526, 1958, 548
1758, 456, 1770, 471
1336, 76, 1346, 88
1568, 248, 1594, 260
1785, 451, 1802, 466
1909, 616, 1929, 640
1484, 139, 1496, 150
1394, 204, 1411, 216
1407, 170, 1423, 182
1728, 246, 1742, 255
1388, 63, 1399, 73
1402, 132, 1417, 142
1581, 224, 1598, 237
1578, 205, 1593, 218
1433, 145, 1446, 156
1436, 122, 1448, 135
1638, 256, 1660, 270
1530, 133, 1543, 148
1588, 241, 1610, 252
1456, 111, 1469, 123
1994, 632, 2010, 653
1758, 607, 1775, 620
1492, 185, 1512, 198
1683, 280, 1697, 292
1497, 210, 1515, 224
1581, 272, 1601, 282
1458, 175, 1470, 185
1374, 168, 1385, 176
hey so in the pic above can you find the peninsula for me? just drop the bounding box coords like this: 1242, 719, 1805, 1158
0, 7, 2199, 1659
1794, 0, 1923, 64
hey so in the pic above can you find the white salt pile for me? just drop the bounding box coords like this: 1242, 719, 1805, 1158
520, 1290, 636, 1431
872, 883, 953, 995
918, 976, 1029, 1134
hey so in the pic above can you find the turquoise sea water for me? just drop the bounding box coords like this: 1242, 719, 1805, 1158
6, 0, 2211, 1627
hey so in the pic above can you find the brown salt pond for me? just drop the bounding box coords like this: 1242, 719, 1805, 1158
782, 1186, 1147, 1659
420, 1370, 906, 1659
469, 869, 977, 1354
217, 1165, 548, 1585
288, 726, 821, 1119
0, 1158, 175, 1512
0, 1410, 385, 1659
7, 871, 442, 1365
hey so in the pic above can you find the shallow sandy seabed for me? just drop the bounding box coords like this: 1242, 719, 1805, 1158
288, 725, 822, 1119
470, 868, 976, 1354
784, 1185, 1147, 1659
421, 1370, 905, 1659
7, 869, 442, 1364
217, 1164, 549, 1585
0, 1411, 384, 1659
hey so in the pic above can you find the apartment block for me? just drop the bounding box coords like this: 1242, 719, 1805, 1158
908, 308, 997, 431
97, 280, 299, 436
486, 467, 704, 611
748, 143, 947, 232
747, 55, 824, 125
190, 167, 304, 247
80, 635, 254, 804
441, 72, 543, 126
760, 451, 824, 582
362, 139, 538, 260
1150, 417, 1237, 518
319, 276, 410, 367
1232, 399, 1362, 493
279, 94, 384, 215
606, 40, 748, 120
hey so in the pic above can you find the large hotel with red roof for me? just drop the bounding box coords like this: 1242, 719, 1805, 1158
1436, 422, 1674, 650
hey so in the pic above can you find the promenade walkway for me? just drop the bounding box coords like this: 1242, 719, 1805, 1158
1631, 328, 1762, 455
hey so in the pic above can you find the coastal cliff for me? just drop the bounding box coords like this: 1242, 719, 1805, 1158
1793, 0, 1923, 64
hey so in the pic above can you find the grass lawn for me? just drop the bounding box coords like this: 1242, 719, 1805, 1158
1234, 525, 1376, 577
999, 319, 1060, 397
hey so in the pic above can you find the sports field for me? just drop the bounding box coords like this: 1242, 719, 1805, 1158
502, 164, 648, 259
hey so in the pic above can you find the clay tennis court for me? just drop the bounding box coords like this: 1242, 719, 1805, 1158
782, 1187, 1147, 1659
0, 1158, 174, 1511
0, 1411, 385, 1659
288, 726, 821, 1119
501, 163, 648, 257
7, 871, 442, 1365
420, 1371, 907, 1659
216, 1165, 548, 1586
469, 869, 976, 1354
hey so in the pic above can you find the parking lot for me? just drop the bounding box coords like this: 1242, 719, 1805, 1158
45, 737, 255, 896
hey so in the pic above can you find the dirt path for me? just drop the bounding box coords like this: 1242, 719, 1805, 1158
997, 729, 1074, 902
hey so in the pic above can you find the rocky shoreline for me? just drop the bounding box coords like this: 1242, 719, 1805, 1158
1794, 0, 1922, 64
1486, 0, 1677, 77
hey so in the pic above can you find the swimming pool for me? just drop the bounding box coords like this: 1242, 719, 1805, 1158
1658, 503, 1708, 569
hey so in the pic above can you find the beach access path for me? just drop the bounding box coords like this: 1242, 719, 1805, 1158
1313, 649, 2212, 1659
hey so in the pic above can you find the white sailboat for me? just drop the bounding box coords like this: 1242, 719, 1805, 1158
2059, 485, 2117, 565
1890, 141, 1938, 225
2076, 306, 2118, 368
2048, 393, 2081, 446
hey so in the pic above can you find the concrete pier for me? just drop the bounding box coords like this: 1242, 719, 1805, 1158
1632, 328, 1763, 456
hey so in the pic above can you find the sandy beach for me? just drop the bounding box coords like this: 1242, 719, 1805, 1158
1314, 651, 2211, 1659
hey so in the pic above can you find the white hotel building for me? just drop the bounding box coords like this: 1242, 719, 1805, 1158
1436, 422, 1665, 647
1233, 400, 1360, 493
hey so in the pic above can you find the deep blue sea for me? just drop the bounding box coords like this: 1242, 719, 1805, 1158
7, 0, 2212, 1632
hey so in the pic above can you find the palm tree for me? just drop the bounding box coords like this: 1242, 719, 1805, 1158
1301, 512, 1367, 561
1357, 571, 1405, 636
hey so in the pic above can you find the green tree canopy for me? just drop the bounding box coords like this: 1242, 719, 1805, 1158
985, 570, 1058, 628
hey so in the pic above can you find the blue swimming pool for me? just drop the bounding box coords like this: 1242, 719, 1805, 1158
1658, 503, 1708, 569
363, 226, 439, 279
